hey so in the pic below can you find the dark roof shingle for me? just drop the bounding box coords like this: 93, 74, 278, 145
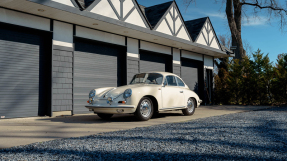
144, 1, 173, 28
185, 17, 208, 41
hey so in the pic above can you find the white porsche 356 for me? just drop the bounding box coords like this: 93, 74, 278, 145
86, 72, 202, 121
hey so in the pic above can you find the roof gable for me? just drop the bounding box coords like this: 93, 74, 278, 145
185, 17, 222, 50
145, 1, 191, 41
83, 0, 150, 28
185, 17, 207, 41
144, 1, 173, 28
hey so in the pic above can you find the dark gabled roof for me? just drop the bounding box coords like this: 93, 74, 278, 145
185, 17, 208, 41
144, 1, 173, 28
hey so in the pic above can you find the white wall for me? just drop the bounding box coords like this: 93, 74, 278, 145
52, 0, 74, 7
90, 0, 118, 20
182, 50, 203, 61
127, 38, 139, 58
140, 41, 171, 55
76, 26, 125, 46
173, 48, 180, 64
0, 8, 50, 31
204, 55, 214, 69
53, 21, 73, 47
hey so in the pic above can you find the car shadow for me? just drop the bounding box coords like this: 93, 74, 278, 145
37, 112, 184, 124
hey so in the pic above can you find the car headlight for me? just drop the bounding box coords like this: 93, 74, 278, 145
89, 89, 96, 98
123, 89, 132, 99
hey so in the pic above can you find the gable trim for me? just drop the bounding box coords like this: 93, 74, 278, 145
173, 1, 192, 41
70, 0, 82, 9
107, 0, 121, 20
132, 0, 151, 29
175, 24, 183, 36
123, 6, 136, 21
85, 0, 150, 28
206, 18, 222, 51
153, 3, 173, 31
195, 18, 222, 50
153, 2, 192, 41
86, 0, 101, 11
195, 19, 208, 43
164, 18, 173, 35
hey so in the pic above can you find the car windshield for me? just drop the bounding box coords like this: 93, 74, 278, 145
130, 73, 163, 85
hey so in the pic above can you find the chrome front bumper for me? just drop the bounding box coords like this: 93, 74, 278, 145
85, 104, 136, 114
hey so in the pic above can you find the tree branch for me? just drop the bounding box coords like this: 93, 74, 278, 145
240, 1, 287, 14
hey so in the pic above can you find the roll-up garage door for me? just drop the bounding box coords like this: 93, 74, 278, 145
140, 50, 172, 73
181, 58, 204, 98
0, 23, 52, 118
74, 38, 126, 113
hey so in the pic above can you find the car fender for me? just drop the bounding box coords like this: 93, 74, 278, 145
183, 89, 200, 107
126, 85, 163, 109
93, 87, 115, 97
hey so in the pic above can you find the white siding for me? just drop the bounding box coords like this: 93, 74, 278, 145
140, 41, 171, 55
196, 32, 207, 46
156, 20, 172, 36
0, 8, 50, 31
210, 37, 220, 49
182, 50, 203, 61
76, 26, 125, 46
127, 38, 139, 58
123, 0, 134, 17
90, 0, 118, 20
53, 21, 73, 44
173, 48, 180, 64
52, 0, 74, 7
175, 18, 182, 33
204, 55, 214, 69
177, 27, 190, 41
110, 0, 121, 14
125, 8, 146, 28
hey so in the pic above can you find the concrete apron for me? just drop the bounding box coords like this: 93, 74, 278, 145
0, 105, 272, 149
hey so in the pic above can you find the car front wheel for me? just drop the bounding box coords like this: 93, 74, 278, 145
134, 97, 154, 121
182, 98, 196, 116
97, 113, 113, 120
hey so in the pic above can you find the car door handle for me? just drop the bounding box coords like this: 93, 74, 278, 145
180, 91, 183, 93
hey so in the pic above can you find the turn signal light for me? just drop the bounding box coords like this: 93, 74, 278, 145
118, 101, 126, 104
87, 100, 89, 103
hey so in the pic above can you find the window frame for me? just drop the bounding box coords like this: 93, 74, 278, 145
165, 75, 178, 86
175, 76, 185, 87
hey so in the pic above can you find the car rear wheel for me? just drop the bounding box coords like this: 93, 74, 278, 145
134, 97, 154, 121
182, 98, 196, 116
97, 113, 113, 120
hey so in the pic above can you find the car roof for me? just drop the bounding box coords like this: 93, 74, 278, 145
144, 71, 180, 77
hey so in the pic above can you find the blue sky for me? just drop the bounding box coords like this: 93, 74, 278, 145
137, 0, 287, 64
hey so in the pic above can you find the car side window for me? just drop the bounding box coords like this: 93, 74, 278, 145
176, 77, 185, 87
166, 76, 177, 86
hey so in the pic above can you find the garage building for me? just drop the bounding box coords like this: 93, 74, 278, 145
0, 0, 233, 118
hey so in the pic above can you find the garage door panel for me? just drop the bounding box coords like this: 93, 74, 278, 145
140, 50, 172, 73
181, 58, 204, 99
181, 66, 198, 93
0, 24, 51, 118
140, 61, 165, 73
74, 38, 126, 114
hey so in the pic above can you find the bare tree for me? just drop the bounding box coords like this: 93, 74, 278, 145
215, 34, 231, 71
184, 0, 287, 60
218, 34, 231, 48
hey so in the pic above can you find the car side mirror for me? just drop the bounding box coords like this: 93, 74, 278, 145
163, 81, 167, 87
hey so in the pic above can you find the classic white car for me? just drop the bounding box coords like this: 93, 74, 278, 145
85, 72, 202, 121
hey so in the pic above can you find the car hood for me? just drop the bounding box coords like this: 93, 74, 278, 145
100, 84, 159, 98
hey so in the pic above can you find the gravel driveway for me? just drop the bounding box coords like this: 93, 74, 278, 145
1, 107, 286, 161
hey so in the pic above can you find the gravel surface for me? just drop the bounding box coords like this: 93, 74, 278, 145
1, 107, 287, 161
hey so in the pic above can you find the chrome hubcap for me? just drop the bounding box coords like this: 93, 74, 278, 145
140, 99, 151, 117
187, 98, 195, 113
